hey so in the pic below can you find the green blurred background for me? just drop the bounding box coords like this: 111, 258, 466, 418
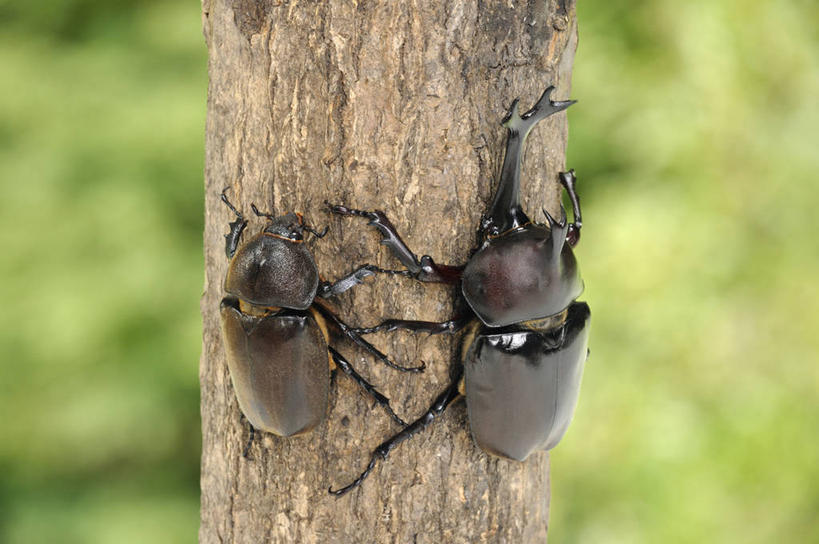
1, 1, 816, 542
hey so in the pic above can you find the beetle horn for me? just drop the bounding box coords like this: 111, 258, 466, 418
483, 86, 576, 236
542, 205, 567, 229
504, 99, 521, 128
501, 86, 576, 135
543, 205, 568, 254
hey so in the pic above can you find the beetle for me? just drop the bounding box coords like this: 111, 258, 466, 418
218, 189, 424, 456
326, 85, 591, 495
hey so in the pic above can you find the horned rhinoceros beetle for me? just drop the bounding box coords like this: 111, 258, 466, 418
218, 189, 423, 456
327, 86, 591, 495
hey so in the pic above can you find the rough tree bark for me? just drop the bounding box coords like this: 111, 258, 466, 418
200, 1, 577, 542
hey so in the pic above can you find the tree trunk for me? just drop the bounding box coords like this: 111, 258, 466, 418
200, 1, 577, 542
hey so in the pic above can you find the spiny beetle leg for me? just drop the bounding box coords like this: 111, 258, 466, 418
558, 170, 582, 247
326, 202, 463, 284
318, 264, 411, 299
329, 347, 406, 427
220, 188, 248, 259
330, 367, 464, 497
326, 203, 418, 272
313, 300, 425, 373
352, 317, 470, 336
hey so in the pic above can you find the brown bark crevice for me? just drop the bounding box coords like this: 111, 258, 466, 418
201, 1, 577, 542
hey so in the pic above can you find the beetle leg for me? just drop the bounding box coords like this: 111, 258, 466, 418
221, 186, 244, 219
220, 188, 248, 259
326, 203, 463, 284
303, 223, 329, 239
329, 367, 464, 496
313, 300, 425, 373
250, 202, 275, 221
558, 170, 582, 247
317, 264, 411, 299
329, 347, 407, 427
351, 316, 470, 336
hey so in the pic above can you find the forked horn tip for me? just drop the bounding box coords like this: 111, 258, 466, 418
501, 99, 521, 127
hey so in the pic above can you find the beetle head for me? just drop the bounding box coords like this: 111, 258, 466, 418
260, 210, 307, 242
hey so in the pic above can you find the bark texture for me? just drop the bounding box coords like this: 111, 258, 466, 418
200, 1, 577, 542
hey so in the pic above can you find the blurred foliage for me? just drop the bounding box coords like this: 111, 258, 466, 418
551, 1, 819, 543
0, 0, 817, 542
0, 1, 204, 542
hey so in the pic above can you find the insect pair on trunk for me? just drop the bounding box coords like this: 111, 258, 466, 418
218, 85, 590, 496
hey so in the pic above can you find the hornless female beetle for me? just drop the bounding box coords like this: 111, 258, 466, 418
327, 86, 591, 495
218, 189, 423, 456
